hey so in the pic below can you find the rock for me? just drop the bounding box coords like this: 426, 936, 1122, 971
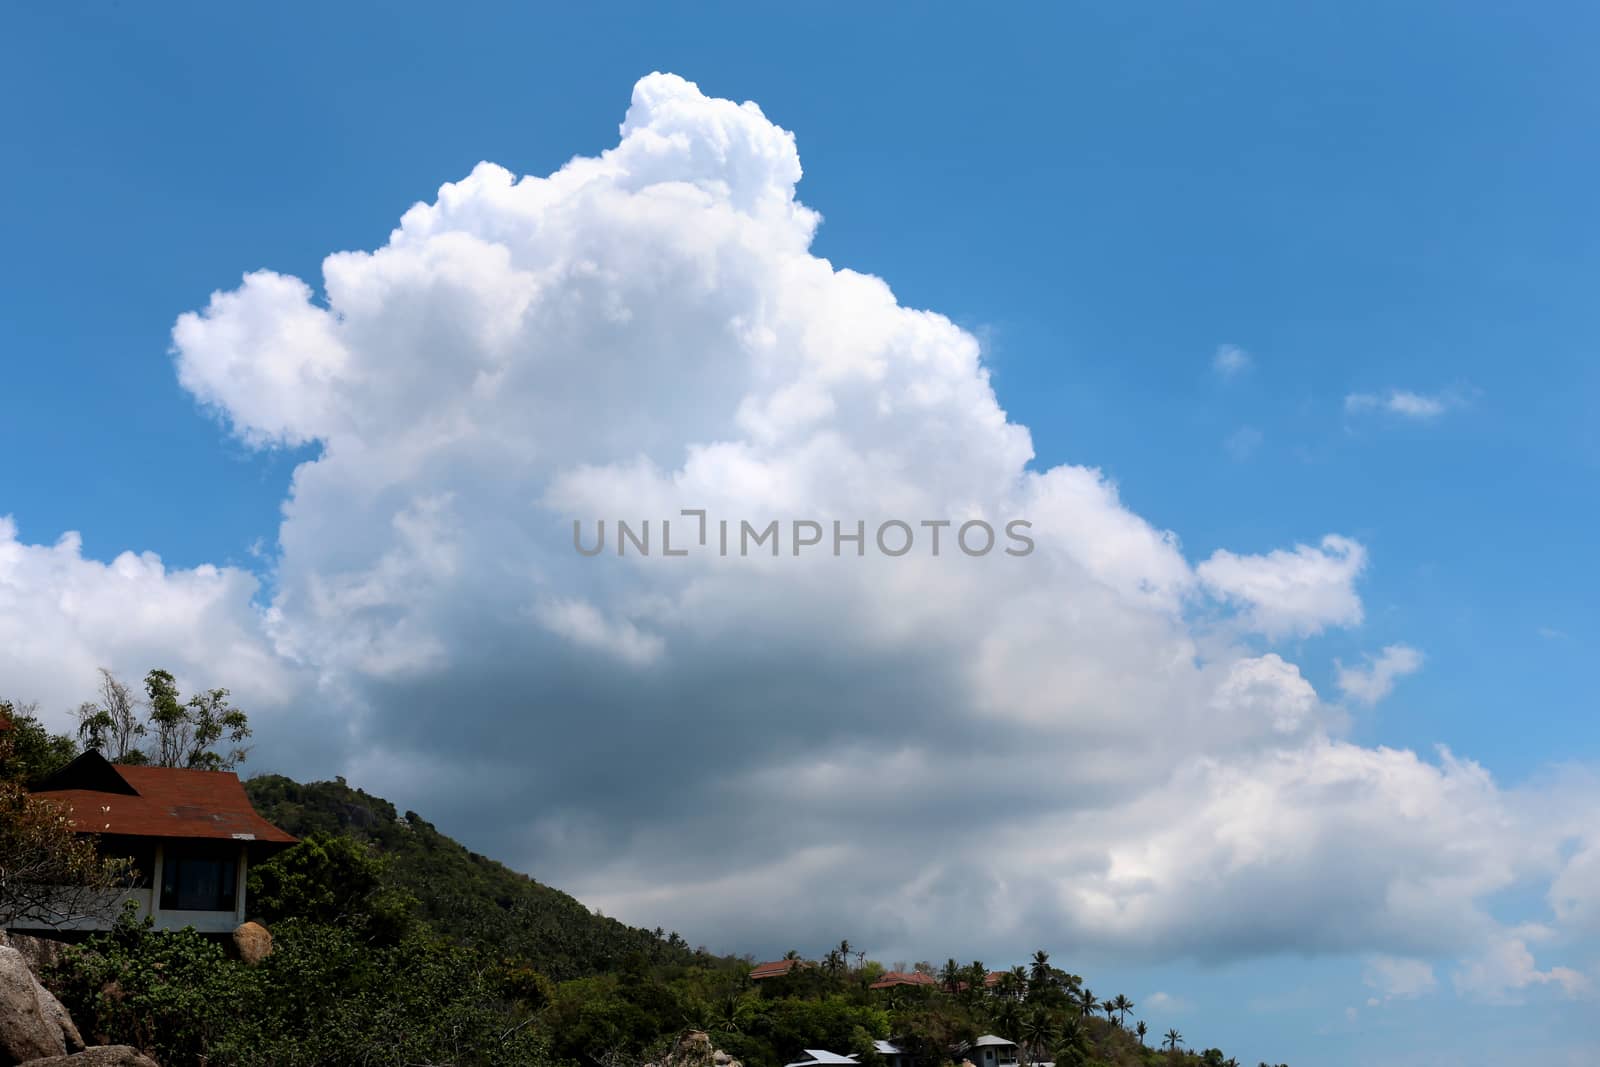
0, 944, 67, 1064
3, 937, 68, 982
644, 1031, 741, 1067
231, 922, 272, 966
18, 1047, 160, 1066
0, 934, 80, 1053
28, 981, 82, 1056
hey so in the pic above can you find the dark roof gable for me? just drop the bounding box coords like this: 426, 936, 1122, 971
35, 751, 140, 795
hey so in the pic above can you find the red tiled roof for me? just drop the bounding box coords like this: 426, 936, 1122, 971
751, 958, 804, 979
31, 753, 295, 845
869, 971, 938, 989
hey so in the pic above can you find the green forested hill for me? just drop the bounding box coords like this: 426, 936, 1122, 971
244, 773, 705, 980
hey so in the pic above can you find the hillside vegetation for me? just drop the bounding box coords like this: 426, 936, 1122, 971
244, 773, 701, 980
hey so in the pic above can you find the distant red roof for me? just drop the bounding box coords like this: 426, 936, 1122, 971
751, 958, 805, 980
31, 752, 295, 845
869, 970, 938, 989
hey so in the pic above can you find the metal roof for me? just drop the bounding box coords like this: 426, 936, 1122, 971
31, 751, 296, 844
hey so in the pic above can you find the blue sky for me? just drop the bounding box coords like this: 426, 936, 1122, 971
4, 4, 1599, 1064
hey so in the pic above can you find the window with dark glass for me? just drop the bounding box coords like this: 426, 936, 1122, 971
159, 846, 238, 911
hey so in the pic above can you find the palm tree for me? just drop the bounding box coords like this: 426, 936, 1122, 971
994, 1001, 1022, 1055
1055, 1017, 1087, 1067
1101, 999, 1117, 1022
941, 958, 962, 995
1164, 1028, 1184, 1052
782, 949, 801, 961
1135, 1020, 1147, 1046
836, 940, 853, 975
1111, 994, 1134, 1027
1019, 1005, 1057, 1067
1029, 949, 1051, 986
965, 960, 988, 1002
1078, 986, 1096, 1017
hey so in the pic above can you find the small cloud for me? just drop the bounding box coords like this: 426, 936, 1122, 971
530, 597, 665, 667
1146, 991, 1192, 1013
1344, 387, 1468, 420
1364, 955, 1438, 1000
1538, 626, 1569, 641
1453, 932, 1592, 1004
1336, 644, 1424, 706
1224, 426, 1263, 461
1213, 344, 1251, 378
1198, 534, 1367, 639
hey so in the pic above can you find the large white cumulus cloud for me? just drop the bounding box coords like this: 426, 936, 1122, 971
12, 74, 1595, 986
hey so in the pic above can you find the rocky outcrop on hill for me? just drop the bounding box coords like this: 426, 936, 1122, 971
644, 1030, 743, 1067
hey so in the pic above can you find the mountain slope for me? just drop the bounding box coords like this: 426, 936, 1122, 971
244, 773, 704, 980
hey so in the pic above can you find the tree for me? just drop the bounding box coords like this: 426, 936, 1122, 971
993, 1001, 1022, 1059
1135, 1020, 1148, 1046
1054, 1017, 1087, 1067
1028, 949, 1052, 993
1111, 993, 1134, 1027
247, 831, 415, 944
0, 700, 77, 783
75, 668, 147, 763
1164, 1028, 1184, 1052
0, 722, 132, 929
835, 939, 859, 977
143, 669, 252, 770
1018, 1005, 1057, 1067
940, 958, 962, 995
995, 966, 1026, 1001
962, 960, 987, 1003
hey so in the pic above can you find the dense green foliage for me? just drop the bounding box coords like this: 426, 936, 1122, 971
0, 699, 78, 783
49, 910, 551, 1066
245, 773, 705, 979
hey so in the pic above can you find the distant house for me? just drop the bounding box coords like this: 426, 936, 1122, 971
959, 1035, 1019, 1067
751, 957, 807, 980
16, 750, 296, 934
873, 1039, 914, 1067
868, 970, 938, 990
783, 1051, 858, 1067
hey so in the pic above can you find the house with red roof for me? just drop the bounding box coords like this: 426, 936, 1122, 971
868, 970, 939, 990
17, 750, 296, 934
750, 957, 809, 980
